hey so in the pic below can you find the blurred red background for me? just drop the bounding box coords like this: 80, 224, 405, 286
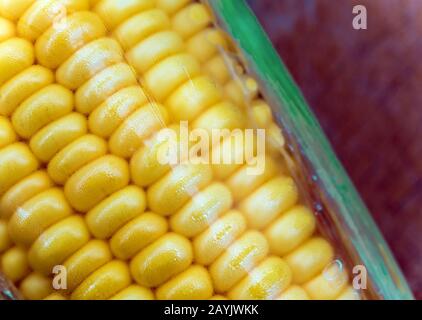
248, 0, 421, 298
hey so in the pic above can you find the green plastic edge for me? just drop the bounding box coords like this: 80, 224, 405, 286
208, 0, 414, 300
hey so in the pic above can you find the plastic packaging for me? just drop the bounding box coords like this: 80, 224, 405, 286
0, 0, 413, 300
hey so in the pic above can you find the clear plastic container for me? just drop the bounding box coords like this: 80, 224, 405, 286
206, 0, 413, 300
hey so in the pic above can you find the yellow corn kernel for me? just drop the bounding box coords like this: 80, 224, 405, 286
20, 272, 52, 300
228, 257, 292, 300
86, 185, 146, 239
170, 183, 233, 238
22, 276, 51, 301
210, 231, 269, 293
93, 0, 154, 31
144, 53, 201, 102
147, 163, 213, 216
0, 65, 53, 117
0, 0, 34, 21
285, 238, 335, 284
109, 103, 169, 158
157, 0, 191, 16
0, 38, 34, 87
0, 171, 53, 220
8, 188, 73, 247
89, 0, 101, 7
75, 62, 138, 115
12, 84, 73, 139
126, 31, 185, 75
113, 9, 170, 51
35, 11, 106, 69
265, 205, 316, 256
203, 54, 231, 84
210, 295, 228, 300
277, 285, 310, 300
44, 293, 67, 300
251, 100, 273, 129
172, 3, 211, 39
130, 124, 185, 187
0, 220, 12, 253
187, 29, 228, 63
0, 143, 39, 196
0, 116, 16, 149
224, 77, 259, 109
239, 176, 298, 230
48, 134, 107, 185
64, 155, 129, 212
1, 246, 30, 282
336, 286, 361, 300
130, 233, 192, 287
209, 130, 256, 180
110, 212, 168, 260
28, 215, 90, 275
110, 285, 154, 300
71, 260, 131, 300
89, 86, 147, 138
17, 0, 89, 41
63, 240, 112, 292
193, 210, 246, 266
226, 155, 279, 203
30, 113, 87, 162
0, 16, 15, 42
156, 265, 213, 300
192, 102, 246, 134
56, 37, 123, 90
166, 76, 222, 122
303, 262, 348, 300
266, 122, 285, 152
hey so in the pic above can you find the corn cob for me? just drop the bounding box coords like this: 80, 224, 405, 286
0, 0, 360, 300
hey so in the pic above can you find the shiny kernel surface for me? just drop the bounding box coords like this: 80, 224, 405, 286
0, 116, 16, 148
110, 212, 168, 260
0, 0, 355, 301
110, 285, 154, 300
19, 272, 52, 300
0, 65, 53, 117
86, 185, 146, 239
64, 155, 130, 212
193, 210, 247, 266
47, 134, 107, 185
228, 257, 292, 300
1, 246, 30, 282
130, 233, 193, 287
0, 38, 34, 87
63, 240, 112, 292
28, 215, 90, 275
170, 182, 233, 238
8, 188, 73, 247
265, 205, 316, 256
239, 176, 299, 230
35, 11, 106, 69
0, 143, 39, 196
285, 238, 335, 284
147, 163, 213, 216
210, 231, 269, 293
11, 84, 73, 139
71, 260, 132, 300
156, 265, 213, 300
0, 170, 53, 220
